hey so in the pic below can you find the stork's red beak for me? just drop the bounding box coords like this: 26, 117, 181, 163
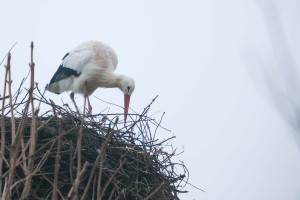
124, 94, 131, 123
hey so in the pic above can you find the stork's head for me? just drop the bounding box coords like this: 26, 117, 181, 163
119, 75, 135, 123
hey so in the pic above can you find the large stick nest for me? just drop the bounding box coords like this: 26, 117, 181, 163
0, 45, 188, 200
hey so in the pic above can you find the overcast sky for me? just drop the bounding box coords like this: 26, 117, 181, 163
1, 0, 300, 199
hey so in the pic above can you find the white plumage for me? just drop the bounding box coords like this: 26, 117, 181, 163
47, 40, 135, 122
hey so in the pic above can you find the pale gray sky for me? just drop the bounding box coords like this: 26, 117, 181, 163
1, 0, 300, 199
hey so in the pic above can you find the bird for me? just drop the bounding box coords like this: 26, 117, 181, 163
47, 40, 135, 123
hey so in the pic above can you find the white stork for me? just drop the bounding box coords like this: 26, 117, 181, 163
47, 40, 135, 122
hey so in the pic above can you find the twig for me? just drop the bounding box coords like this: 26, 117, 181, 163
144, 181, 165, 200
67, 161, 89, 199
51, 120, 62, 200
81, 117, 118, 200
0, 53, 10, 198
107, 185, 117, 200
69, 81, 88, 199
36, 83, 47, 114
183, 180, 206, 193
7, 52, 16, 143
20, 41, 37, 199
10, 143, 54, 191
126, 95, 158, 131
39, 171, 65, 200
0, 96, 9, 100
153, 112, 165, 139
3, 52, 16, 200
97, 117, 119, 198
69, 141, 74, 184
37, 113, 58, 131
99, 158, 127, 200
16, 135, 58, 169
0, 42, 17, 66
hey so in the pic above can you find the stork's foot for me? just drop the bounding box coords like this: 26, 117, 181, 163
70, 92, 80, 114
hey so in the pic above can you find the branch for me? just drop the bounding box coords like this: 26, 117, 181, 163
0, 52, 10, 198
51, 120, 62, 200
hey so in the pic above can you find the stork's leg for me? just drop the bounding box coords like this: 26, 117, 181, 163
87, 96, 92, 114
70, 92, 80, 114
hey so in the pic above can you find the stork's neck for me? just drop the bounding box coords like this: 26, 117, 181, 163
97, 72, 123, 89
91, 72, 134, 96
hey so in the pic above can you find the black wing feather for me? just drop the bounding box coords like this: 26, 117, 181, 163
49, 52, 81, 85
49, 65, 81, 85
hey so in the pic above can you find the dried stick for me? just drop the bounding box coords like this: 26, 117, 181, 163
39, 171, 65, 200
0, 42, 17, 66
20, 41, 37, 199
19, 136, 28, 174
10, 142, 54, 191
97, 117, 119, 198
37, 84, 47, 112
92, 175, 97, 199
4, 52, 17, 200
144, 181, 165, 200
107, 186, 117, 200
51, 120, 62, 200
5, 96, 31, 200
68, 82, 88, 199
80, 117, 118, 200
37, 113, 57, 131
67, 161, 89, 199
6, 53, 16, 142
126, 95, 158, 131
69, 141, 74, 184
0, 53, 10, 198
99, 158, 127, 200
78, 81, 88, 173
2, 53, 22, 199
2, 178, 8, 199
0, 96, 9, 100
16, 135, 58, 170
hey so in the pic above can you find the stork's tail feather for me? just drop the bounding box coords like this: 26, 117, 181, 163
47, 82, 61, 94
